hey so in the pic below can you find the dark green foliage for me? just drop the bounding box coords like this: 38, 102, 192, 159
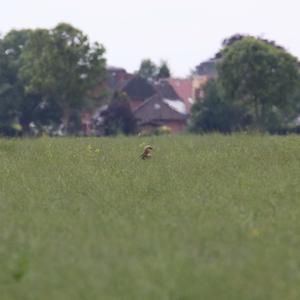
218, 37, 300, 130
189, 80, 252, 133
157, 60, 171, 79
19, 23, 107, 132
19, 95, 63, 133
0, 30, 52, 136
0, 30, 63, 135
192, 35, 300, 134
0, 24, 107, 136
137, 59, 157, 80
286, 85, 300, 120
137, 59, 171, 80
215, 34, 285, 59
0, 30, 30, 127
102, 92, 136, 135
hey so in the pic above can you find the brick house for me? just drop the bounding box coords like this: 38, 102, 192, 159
133, 93, 187, 134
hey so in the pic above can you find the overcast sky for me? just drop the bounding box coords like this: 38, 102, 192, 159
1, 0, 299, 77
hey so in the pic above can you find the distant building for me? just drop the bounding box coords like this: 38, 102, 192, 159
166, 78, 194, 113
192, 76, 210, 100
133, 94, 187, 134
107, 66, 134, 90
194, 59, 219, 79
153, 80, 180, 101
88, 66, 210, 135
120, 76, 157, 110
166, 77, 209, 111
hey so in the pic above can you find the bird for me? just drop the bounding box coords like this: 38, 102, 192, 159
141, 145, 153, 160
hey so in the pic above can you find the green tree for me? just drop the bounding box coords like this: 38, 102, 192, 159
102, 92, 136, 136
157, 60, 171, 79
137, 59, 172, 80
0, 29, 52, 135
0, 29, 65, 136
189, 80, 252, 133
20, 23, 107, 132
0, 30, 29, 133
218, 37, 300, 130
137, 59, 158, 80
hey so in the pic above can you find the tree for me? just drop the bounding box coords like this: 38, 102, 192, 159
20, 23, 107, 132
0, 29, 47, 135
137, 59, 157, 80
0, 31, 26, 129
218, 37, 300, 130
189, 80, 252, 133
0, 29, 66, 136
157, 60, 171, 79
102, 92, 136, 136
137, 59, 172, 81
215, 34, 285, 59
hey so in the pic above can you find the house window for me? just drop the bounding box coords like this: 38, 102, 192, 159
154, 103, 161, 110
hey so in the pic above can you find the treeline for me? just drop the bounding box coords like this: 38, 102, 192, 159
189, 35, 300, 134
1, 23, 300, 136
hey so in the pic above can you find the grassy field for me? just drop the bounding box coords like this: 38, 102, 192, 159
0, 134, 300, 300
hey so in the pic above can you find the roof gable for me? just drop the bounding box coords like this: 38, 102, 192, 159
154, 80, 181, 100
134, 94, 187, 123
167, 79, 194, 111
121, 76, 156, 102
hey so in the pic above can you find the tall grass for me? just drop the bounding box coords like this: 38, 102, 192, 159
0, 134, 300, 299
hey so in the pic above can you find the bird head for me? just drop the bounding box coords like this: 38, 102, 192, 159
144, 145, 153, 151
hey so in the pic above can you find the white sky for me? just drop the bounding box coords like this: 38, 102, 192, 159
1, 0, 300, 77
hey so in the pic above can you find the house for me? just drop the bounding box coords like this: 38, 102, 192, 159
117, 76, 190, 134
166, 77, 208, 113
166, 78, 194, 113
192, 76, 210, 100
107, 66, 133, 90
153, 80, 181, 100
133, 93, 187, 134
87, 67, 209, 135
120, 75, 157, 110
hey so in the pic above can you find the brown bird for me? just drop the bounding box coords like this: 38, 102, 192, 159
141, 145, 153, 160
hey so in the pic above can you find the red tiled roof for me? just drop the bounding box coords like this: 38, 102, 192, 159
167, 79, 193, 112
